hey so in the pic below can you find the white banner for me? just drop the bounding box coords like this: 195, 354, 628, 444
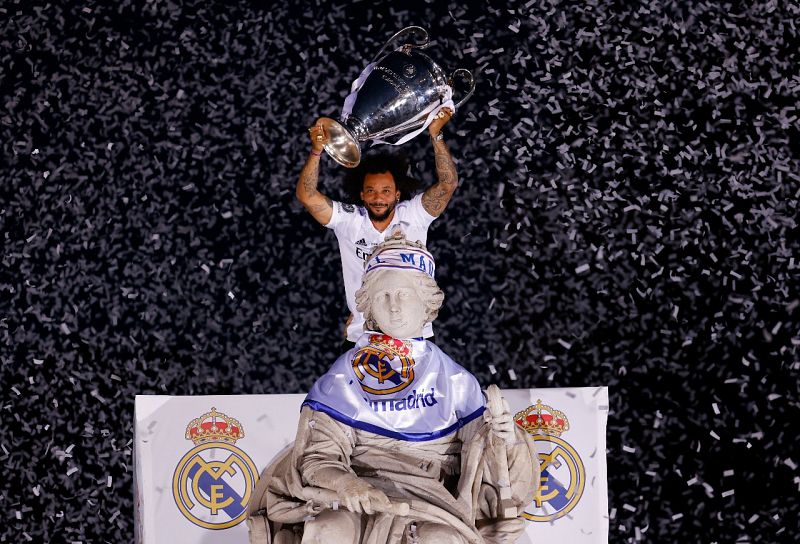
134, 388, 608, 543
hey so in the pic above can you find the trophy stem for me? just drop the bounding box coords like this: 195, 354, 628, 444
320, 117, 361, 168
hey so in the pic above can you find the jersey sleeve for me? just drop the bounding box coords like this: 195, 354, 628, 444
405, 193, 437, 228
325, 200, 363, 240
323, 199, 343, 230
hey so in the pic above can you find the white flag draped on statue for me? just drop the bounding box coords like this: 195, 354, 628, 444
304, 334, 486, 441
134, 388, 609, 543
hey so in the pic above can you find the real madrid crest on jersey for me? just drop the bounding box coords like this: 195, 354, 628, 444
515, 400, 586, 522
172, 408, 258, 530
352, 334, 416, 395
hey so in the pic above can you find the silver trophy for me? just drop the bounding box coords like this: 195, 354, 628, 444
320, 26, 475, 168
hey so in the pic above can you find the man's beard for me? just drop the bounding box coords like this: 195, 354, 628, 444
366, 201, 396, 222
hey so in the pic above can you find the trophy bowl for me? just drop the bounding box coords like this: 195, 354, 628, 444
321, 26, 475, 168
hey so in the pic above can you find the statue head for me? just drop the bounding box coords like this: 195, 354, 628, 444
355, 232, 444, 339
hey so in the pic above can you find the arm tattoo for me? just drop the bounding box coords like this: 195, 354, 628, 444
422, 140, 459, 216
300, 161, 319, 196
296, 157, 332, 222
308, 196, 332, 214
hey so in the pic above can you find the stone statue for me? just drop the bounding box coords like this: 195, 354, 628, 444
248, 233, 539, 544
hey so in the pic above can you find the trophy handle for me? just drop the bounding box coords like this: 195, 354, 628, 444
370, 26, 429, 64
449, 68, 476, 109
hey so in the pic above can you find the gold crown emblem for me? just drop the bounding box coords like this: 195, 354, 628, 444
368, 334, 412, 358
514, 399, 570, 437
185, 407, 244, 445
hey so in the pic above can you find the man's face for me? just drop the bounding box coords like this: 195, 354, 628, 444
369, 271, 427, 339
361, 172, 401, 222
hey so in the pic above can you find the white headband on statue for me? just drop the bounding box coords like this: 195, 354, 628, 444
364, 233, 436, 279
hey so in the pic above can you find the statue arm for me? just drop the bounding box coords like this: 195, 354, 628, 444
298, 411, 391, 515
482, 387, 540, 512
505, 426, 540, 507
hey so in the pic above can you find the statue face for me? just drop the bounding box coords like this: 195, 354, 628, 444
368, 270, 427, 339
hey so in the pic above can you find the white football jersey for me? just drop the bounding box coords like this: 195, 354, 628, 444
325, 194, 436, 341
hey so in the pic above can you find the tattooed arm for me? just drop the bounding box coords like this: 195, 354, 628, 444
296, 121, 333, 225
421, 108, 459, 217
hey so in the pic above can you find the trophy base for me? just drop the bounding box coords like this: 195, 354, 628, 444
320, 117, 361, 168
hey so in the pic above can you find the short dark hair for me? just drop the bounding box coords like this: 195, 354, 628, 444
342, 151, 421, 203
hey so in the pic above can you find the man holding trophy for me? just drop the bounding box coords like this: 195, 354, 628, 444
295, 26, 475, 342
296, 108, 458, 343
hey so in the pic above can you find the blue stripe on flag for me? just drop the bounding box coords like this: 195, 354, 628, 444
187, 461, 245, 518
302, 400, 485, 442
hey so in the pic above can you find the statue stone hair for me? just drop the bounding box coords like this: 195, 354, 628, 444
355, 268, 444, 331
354, 232, 444, 332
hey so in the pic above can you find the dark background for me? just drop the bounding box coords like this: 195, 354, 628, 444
1, 0, 798, 541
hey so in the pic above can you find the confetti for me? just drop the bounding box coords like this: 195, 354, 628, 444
1, 2, 795, 542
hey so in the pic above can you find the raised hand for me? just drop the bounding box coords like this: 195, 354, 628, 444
308, 119, 330, 153
484, 386, 516, 446
428, 107, 453, 138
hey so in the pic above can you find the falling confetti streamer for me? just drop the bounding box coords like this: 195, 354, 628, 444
0, 1, 796, 542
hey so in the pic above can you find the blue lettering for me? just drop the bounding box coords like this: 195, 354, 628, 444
401, 253, 416, 265
370, 388, 438, 412
424, 388, 437, 406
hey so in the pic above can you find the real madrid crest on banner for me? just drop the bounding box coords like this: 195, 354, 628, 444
351, 334, 416, 395
172, 408, 259, 530
515, 399, 586, 522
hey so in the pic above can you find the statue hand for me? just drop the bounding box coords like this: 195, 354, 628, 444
484, 394, 516, 446
338, 477, 391, 515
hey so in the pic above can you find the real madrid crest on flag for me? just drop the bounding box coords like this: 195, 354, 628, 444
515, 400, 587, 522
351, 334, 416, 395
172, 408, 259, 530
